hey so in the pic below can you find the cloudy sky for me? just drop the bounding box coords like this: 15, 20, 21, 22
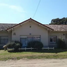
0, 0, 67, 24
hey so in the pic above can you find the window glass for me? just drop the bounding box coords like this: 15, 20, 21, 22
0, 36, 8, 45
27, 35, 41, 42
27, 37, 33, 42
50, 36, 57, 43
33, 37, 40, 41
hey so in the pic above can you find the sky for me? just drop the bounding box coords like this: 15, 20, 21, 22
0, 0, 67, 24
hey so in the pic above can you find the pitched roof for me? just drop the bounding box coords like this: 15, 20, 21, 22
7, 18, 53, 31
0, 18, 67, 31
45, 25, 67, 31
0, 23, 16, 31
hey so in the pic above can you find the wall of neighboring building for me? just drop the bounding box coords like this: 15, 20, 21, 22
0, 31, 11, 48
49, 32, 65, 39
48, 31, 67, 47
12, 21, 49, 47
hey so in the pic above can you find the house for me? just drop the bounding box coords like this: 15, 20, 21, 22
0, 18, 67, 48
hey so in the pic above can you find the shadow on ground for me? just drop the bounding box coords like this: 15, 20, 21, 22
7, 49, 67, 53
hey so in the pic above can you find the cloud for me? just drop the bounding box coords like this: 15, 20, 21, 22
0, 3, 24, 12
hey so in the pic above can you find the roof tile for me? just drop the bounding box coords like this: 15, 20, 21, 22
0, 23, 67, 31
45, 25, 67, 31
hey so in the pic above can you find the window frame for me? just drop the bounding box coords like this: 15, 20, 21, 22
0, 36, 8, 45
49, 35, 57, 44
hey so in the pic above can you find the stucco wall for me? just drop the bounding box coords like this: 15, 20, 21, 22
49, 32, 65, 39
12, 21, 49, 47
0, 31, 11, 47
48, 31, 67, 47
0, 31, 11, 41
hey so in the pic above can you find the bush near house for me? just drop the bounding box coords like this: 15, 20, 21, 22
3, 41, 22, 51
57, 39, 66, 49
27, 41, 43, 50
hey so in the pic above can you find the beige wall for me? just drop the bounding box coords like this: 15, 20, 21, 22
12, 21, 49, 47
49, 32, 64, 39
0, 31, 12, 46
48, 31, 67, 46
0, 31, 11, 41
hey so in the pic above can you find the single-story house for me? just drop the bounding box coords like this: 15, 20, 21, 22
0, 18, 67, 48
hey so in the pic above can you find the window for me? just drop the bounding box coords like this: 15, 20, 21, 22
33, 36, 40, 41
27, 35, 41, 42
13, 33, 16, 35
0, 36, 8, 45
29, 26, 31, 28
50, 36, 57, 43
27, 37, 33, 42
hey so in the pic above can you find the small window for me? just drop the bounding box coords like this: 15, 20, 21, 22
13, 33, 16, 35
50, 36, 57, 43
50, 38, 53, 42
29, 26, 31, 28
29, 33, 31, 35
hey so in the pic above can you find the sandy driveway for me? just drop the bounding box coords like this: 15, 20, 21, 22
0, 59, 67, 67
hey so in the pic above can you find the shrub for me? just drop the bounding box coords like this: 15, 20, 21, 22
13, 41, 22, 51
27, 41, 43, 50
27, 41, 34, 48
57, 39, 66, 49
3, 45, 8, 50
3, 42, 11, 50
3, 41, 22, 51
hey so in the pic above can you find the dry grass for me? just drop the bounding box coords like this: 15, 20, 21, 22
0, 49, 67, 60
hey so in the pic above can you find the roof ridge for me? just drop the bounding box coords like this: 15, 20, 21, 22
7, 18, 53, 31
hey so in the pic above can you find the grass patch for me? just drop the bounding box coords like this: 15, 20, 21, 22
0, 49, 67, 60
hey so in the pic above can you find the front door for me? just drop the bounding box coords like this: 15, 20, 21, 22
20, 38, 27, 48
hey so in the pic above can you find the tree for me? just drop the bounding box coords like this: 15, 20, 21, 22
49, 17, 67, 25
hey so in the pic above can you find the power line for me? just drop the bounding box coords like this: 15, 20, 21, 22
33, 0, 41, 18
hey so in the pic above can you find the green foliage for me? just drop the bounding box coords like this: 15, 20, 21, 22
3, 41, 22, 51
27, 41, 43, 49
27, 41, 34, 48
13, 41, 22, 51
57, 39, 66, 49
1, 50, 67, 60
50, 17, 67, 25
3, 42, 11, 50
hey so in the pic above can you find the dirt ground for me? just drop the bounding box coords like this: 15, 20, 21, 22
0, 59, 67, 67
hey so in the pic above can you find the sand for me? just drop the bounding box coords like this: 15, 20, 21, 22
0, 59, 67, 67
